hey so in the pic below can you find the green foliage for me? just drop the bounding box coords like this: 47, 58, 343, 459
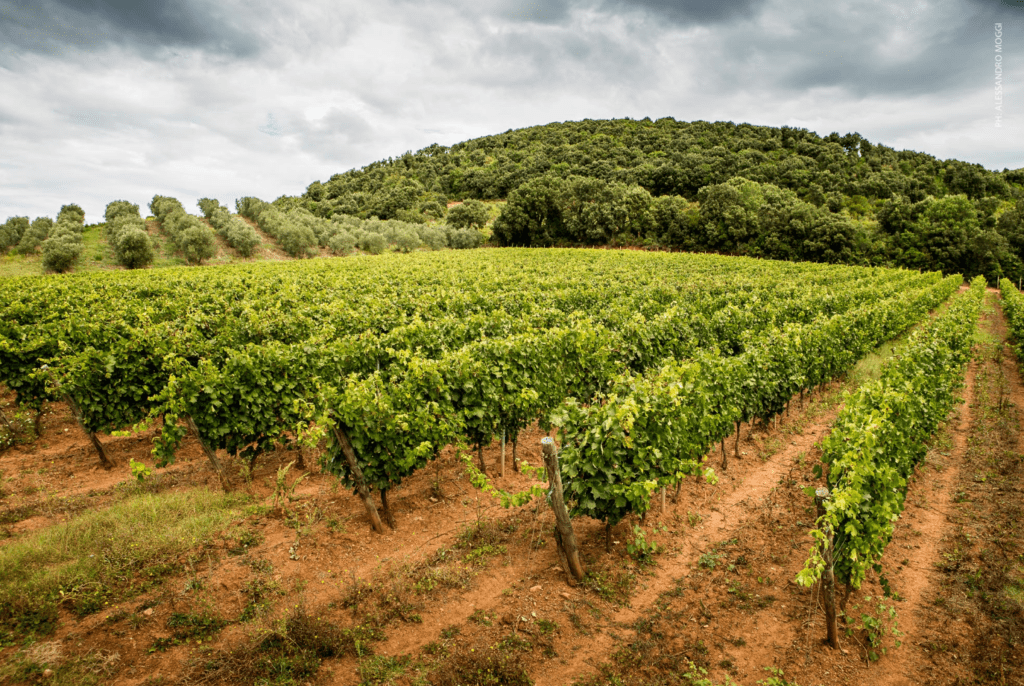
626, 525, 661, 565
357, 231, 387, 255
0, 216, 30, 254
300, 118, 1021, 279
57, 204, 85, 225
797, 277, 985, 591
41, 215, 85, 273
149, 195, 218, 265
446, 199, 489, 229
1000, 278, 1024, 359
104, 201, 154, 269
14, 217, 52, 255
197, 198, 261, 257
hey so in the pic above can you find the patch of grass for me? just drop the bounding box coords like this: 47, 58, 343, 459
428, 642, 531, 686
0, 642, 120, 685
0, 488, 249, 641
583, 568, 637, 604
239, 575, 282, 622
188, 606, 381, 684
150, 611, 227, 651
358, 654, 410, 685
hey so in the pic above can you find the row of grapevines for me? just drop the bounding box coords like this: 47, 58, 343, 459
796, 277, 985, 592
549, 275, 963, 530
152, 272, 956, 524
999, 278, 1024, 356
3, 254, 926, 439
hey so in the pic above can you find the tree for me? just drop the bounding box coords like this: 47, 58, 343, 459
446, 199, 489, 229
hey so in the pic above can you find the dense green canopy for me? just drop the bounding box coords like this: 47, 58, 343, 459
299, 118, 1024, 282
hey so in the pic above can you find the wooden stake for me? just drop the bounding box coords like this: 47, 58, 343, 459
331, 425, 385, 534
816, 487, 840, 649
734, 421, 742, 460
185, 415, 232, 493
541, 437, 585, 583
501, 430, 506, 478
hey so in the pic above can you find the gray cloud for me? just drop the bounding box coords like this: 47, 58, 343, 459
0, 0, 261, 58
0, 0, 1021, 222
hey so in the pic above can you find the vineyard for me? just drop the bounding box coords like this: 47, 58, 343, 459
0, 249, 1021, 686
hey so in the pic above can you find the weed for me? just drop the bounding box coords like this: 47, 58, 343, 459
428, 643, 531, 686
757, 666, 801, 686
626, 525, 661, 566
358, 654, 410, 685
469, 609, 494, 626
186, 605, 382, 684
150, 611, 227, 651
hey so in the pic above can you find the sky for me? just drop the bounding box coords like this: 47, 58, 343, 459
1, 0, 1022, 221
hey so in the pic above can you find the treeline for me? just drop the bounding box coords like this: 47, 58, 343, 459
1, 205, 86, 270
297, 118, 1024, 282
237, 196, 482, 257
302, 118, 1021, 219
491, 174, 1024, 282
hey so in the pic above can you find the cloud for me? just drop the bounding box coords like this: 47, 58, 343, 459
0, 0, 261, 58
0, 0, 1021, 221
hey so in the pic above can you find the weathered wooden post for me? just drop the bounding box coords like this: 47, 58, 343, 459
331, 425, 385, 534
815, 487, 840, 649
185, 415, 233, 493
540, 437, 585, 583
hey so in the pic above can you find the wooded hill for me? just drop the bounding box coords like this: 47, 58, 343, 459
299, 118, 1024, 282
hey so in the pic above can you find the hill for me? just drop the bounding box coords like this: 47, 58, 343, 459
299, 118, 1024, 282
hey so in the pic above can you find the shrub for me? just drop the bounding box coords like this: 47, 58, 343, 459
104, 201, 139, 224
0, 217, 30, 254
358, 232, 387, 255
446, 199, 490, 229
328, 230, 356, 255
14, 218, 52, 255
57, 204, 85, 226
113, 225, 154, 269
448, 227, 484, 250
391, 227, 421, 253
41, 231, 82, 273
417, 225, 448, 250
180, 225, 217, 264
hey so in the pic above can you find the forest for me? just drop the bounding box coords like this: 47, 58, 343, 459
299, 118, 1024, 282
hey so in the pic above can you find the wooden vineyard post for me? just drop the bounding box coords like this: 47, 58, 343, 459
816, 487, 840, 649
540, 437, 585, 584
331, 425, 385, 534
185, 415, 233, 493
734, 421, 742, 461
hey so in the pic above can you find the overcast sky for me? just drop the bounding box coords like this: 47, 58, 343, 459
1, 0, 1022, 221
